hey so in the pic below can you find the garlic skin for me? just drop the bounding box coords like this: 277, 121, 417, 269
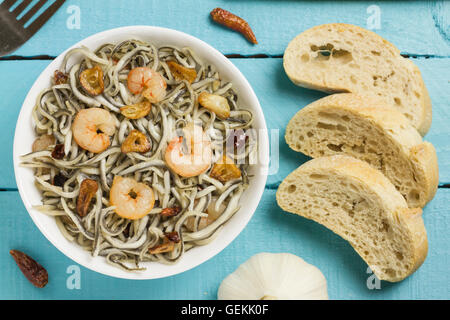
218, 253, 328, 300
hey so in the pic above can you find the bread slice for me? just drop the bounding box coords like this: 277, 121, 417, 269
276, 155, 428, 282
285, 93, 438, 208
283, 23, 432, 135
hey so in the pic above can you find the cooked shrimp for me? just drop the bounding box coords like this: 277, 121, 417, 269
165, 122, 212, 177
72, 108, 116, 153
110, 176, 155, 220
127, 67, 167, 103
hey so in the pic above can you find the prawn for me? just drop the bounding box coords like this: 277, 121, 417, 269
165, 122, 212, 177
110, 176, 155, 220
127, 67, 167, 103
72, 108, 116, 153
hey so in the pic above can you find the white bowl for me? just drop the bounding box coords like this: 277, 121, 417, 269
13, 26, 269, 280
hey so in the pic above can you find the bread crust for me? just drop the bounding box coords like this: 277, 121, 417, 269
416, 67, 433, 135
276, 155, 428, 282
403, 59, 433, 135
283, 23, 431, 135
397, 207, 428, 278
285, 93, 438, 208
410, 142, 439, 204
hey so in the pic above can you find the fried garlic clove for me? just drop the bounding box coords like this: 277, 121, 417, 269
121, 130, 151, 153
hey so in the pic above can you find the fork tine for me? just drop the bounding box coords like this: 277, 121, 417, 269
19, 0, 46, 24
0, 0, 17, 10
26, 0, 65, 34
12, 0, 31, 17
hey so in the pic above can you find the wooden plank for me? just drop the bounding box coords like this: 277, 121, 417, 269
1, 188, 448, 299
415, 58, 450, 184
1, 58, 449, 188
0, 60, 51, 189
3, 0, 450, 58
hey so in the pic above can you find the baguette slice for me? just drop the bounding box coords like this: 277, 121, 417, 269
276, 155, 428, 282
283, 23, 432, 135
285, 93, 438, 208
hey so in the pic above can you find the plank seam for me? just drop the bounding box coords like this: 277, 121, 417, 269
1, 185, 450, 191
264, 183, 450, 191
2, 53, 450, 61
0, 55, 56, 61
401, 53, 450, 59
0, 54, 284, 60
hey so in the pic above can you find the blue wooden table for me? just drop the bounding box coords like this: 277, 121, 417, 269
0, 0, 449, 300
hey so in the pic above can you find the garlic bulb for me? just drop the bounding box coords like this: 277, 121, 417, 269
218, 253, 328, 300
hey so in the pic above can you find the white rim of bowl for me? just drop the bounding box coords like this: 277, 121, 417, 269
13, 26, 269, 280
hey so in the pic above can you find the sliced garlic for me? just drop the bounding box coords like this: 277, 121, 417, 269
185, 198, 226, 231
206, 198, 226, 220
218, 253, 328, 300
198, 92, 231, 119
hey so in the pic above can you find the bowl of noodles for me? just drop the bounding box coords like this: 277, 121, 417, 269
13, 26, 269, 279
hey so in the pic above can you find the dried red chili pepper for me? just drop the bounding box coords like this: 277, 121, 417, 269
210, 8, 258, 44
52, 173, 68, 187
54, 70, 68, 85
10, 250, 48, 288
165, 231, 181, 243
51, 144, 65, 159
148, 241, 175, 254
76, 179, 98, 217
160, 206, 182, 217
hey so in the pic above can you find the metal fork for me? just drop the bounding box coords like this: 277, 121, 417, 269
0, 0, 65, 57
